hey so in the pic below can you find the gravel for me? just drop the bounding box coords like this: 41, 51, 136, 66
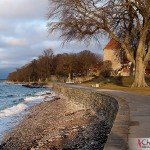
0, 97, 110, 150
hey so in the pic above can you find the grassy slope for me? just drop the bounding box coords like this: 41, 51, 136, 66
77, 77, 150, 96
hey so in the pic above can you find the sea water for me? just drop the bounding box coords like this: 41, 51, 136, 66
0, 80, 54, 143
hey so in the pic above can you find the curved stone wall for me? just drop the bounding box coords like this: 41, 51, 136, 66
53, 84, 119, 128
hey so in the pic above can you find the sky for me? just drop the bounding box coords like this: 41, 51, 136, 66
0, 0, 108, 79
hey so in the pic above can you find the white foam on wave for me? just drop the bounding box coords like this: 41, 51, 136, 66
25, 91, 56, 102
0, 104, 29, 143
0, 103, 28, 118
24, 96, 45, 102
35, 91, 52, 96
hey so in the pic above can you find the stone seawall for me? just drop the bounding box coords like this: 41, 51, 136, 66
53, 84, 130, 150
53, 84, 119, 129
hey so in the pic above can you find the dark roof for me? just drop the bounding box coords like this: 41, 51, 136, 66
104, 39, 121, 50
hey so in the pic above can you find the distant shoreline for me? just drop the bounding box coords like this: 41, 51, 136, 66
4, 81, 53, 88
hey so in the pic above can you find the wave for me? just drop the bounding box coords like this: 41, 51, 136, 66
0, 90, 54, 119
24, 96, 45, 102
0, 85, 53, 142
7, 94, 18, 98
0, 103, 28, 119
24, 91, 55, 102
34, 91, 52, 96
0, 104, 28, 143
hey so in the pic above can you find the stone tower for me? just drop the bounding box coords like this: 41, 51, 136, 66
104, 39, 130, 76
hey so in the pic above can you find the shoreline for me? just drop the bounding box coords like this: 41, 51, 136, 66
0, 83, 53, 147
4, 81, 53, 88
0, 97, 109, 150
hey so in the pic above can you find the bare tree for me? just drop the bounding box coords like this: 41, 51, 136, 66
8, 48, 102, 82
78, 50, 102, 76
37, 49, 54, 81
47, 0, 150, 87
100, 60, 112, 77
54, 53, 76, 78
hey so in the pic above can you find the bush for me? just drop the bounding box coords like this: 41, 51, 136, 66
121, 76, 134, 86
100, 61, 112, 77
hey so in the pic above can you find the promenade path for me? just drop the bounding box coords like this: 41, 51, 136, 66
99, 89, 150, 150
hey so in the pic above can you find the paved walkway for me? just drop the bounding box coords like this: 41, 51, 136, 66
99, 89, 150, 150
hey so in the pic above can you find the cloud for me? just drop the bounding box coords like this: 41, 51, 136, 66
0, 0, 48, 20
3, 37, 28, 46
0, 0, 107, 79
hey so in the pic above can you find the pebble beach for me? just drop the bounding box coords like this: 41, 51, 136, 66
0, 97, 110, 150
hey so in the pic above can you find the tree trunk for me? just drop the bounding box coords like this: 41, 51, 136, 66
132, 57, 148, 87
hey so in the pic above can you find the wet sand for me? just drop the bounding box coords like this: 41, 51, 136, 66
0, 97, 109, 150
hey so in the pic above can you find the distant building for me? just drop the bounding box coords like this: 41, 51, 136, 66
104, 39, 150, 76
